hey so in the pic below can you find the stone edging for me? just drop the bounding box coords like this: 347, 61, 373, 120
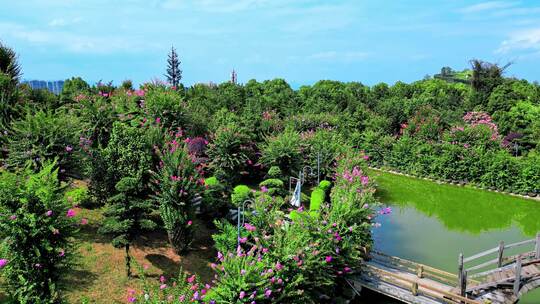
367, 166, 540, 202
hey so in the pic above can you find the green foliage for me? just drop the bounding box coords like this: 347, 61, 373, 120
6, 110, 82, 178
64, 187, 89, 207
259, 127, 302, 177
267, 166, 282, 179
60, 77, 90, 104
99, 176, 156, 277
144, 87, 187, 129
259, 178, 285, 196
152, 136, 204, 253
207, 150, 378, 303
0, 162, 78, 303
87, 122, 151, 204
201, 176, 227, 218
309, 187, 326, 216
301, 129, 349, 180
207, 121, 253, 186
212, 220, 240, 254
231, 185, 252, 207
318, 180, 332, 193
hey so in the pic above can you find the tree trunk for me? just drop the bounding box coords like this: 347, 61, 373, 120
125, 244, 131, 278
168, 226, 191, 254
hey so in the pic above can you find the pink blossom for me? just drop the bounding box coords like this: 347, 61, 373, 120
265, 289, 272, 297
0, 259, 8, 268
9, 215, 16, 220
46, 210, 53, 216
66, 209, 76, 218
65, 145, 73, 152
361, 176, 369, 186
160, 275, 166, 283
239, 291, 246, 299
160, 284, 167, 290
260, 186, 268, 193
325, 256, 333, 263
363, 155, 369, 161
187, 275, 196, 283
58, 249, 65, 257
244, 223, 256, 232
81, 218, 88, 225
187, 220, 193, 226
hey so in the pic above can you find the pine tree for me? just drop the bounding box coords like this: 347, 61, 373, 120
96, 122, 156, 278
165, 46, 182, 87
100, 176, 156, 278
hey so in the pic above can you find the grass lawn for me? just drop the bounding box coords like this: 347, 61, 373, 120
0, 204, 217, 303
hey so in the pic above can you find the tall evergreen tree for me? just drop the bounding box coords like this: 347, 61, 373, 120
165, 46, 182, 87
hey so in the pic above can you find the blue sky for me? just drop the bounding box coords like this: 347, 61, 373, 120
1, 0, 539, 87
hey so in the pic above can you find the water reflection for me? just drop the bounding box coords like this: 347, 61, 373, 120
373, 171, 540, 237
356, 170, 540, 304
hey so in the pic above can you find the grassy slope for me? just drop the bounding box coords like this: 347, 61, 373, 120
0, 205, 216, 303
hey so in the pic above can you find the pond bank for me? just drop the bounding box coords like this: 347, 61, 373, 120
368, 166, 540, 202
354, 169, 540, 304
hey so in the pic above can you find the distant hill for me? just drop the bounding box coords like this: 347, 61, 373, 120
433, 67, 471, 84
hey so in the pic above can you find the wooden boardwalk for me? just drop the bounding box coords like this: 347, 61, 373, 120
349, 233, 540, 304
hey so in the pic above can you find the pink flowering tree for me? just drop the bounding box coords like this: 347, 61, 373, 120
446, 111, 501, 148
152, 131, 205, 254
0, 162, 79, 302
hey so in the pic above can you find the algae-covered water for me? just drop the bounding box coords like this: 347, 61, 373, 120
355, 170, 540, 304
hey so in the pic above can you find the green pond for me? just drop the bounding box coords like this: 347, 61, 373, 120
355, 170, 540, 304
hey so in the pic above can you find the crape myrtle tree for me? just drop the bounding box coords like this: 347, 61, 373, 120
165, 46, 182, 88
0, 161, 79, 303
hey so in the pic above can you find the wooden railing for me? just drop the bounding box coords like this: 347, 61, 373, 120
458, 233, 540, 296
362, 261, 482, 304
372, 251, 459, 286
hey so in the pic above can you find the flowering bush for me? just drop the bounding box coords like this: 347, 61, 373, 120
126, 264, 205, 303
5, 110, 82, 178
0, 162, 78, 303
259, 127, 303, 177
205, 151, 378, 303
152, 132, 204, 253
206, 122, 254, 186
144, 87, 187, 129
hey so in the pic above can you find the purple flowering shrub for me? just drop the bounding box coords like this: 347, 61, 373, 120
125, 264, 204, 303
186, 137, 209, 156
0, 162, 78, 303
152, 131, 205, 254
203, 151, 379, 303
206, 122, 254, 186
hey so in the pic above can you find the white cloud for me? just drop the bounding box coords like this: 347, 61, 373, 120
460, 1, 518, 14
0, 22, 154, 54
497, 27, 540, 53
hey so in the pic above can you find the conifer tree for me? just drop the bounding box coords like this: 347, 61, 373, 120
100, 176, 156, 277
165, 46, 182, 87
97, 122, 156, 278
